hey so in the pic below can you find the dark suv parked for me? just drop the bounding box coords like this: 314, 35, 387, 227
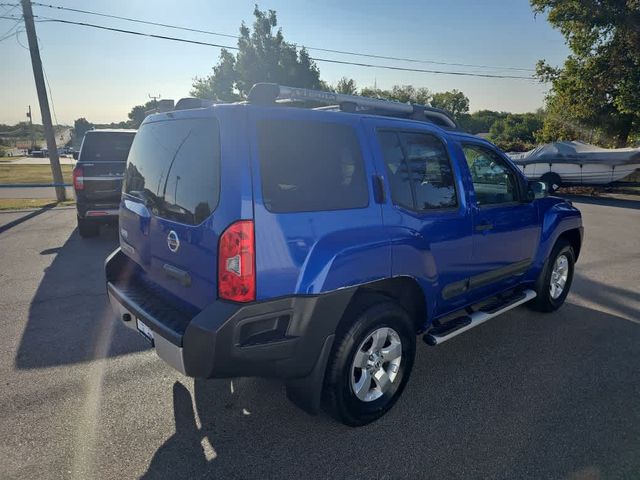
105, 84, 583, 426
73, 129, 136, 237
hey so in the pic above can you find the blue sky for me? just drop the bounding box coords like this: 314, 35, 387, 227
0, 0, 569, 125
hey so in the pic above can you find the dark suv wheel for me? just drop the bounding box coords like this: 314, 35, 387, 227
529, 239, 575, 312
77, 217, 99, 238
324, 295, 416, 426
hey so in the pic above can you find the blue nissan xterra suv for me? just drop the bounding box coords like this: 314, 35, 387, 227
106, 84, 583, 426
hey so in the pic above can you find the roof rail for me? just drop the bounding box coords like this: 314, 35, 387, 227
174, 97, 216, 111
247, 83, 458, 129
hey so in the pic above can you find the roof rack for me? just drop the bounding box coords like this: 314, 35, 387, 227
247, 83, 458, 129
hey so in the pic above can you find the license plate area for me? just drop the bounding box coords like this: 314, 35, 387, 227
136, 318, 155, 344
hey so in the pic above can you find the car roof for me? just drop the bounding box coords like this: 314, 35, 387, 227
143, 103, 495, 148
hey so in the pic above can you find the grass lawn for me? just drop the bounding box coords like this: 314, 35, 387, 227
0, 164, 73, 184
0, 198, 75, 211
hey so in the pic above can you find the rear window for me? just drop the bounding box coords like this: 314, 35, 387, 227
257, 119, 368, 213
123, 118, 220, 225
80, 132, 135, 162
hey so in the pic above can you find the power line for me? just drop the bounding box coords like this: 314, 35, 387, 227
27, 16, 535, 80
0, 17, 21, 41
23, 1, 536, 73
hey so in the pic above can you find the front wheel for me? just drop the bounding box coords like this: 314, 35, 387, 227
323, 296, 416, 426
529, 239, 575, 312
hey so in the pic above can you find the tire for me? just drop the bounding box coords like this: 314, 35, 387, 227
529, 239, 575, 312
77, 217, 99, 238
540, 172, 562, 193
323, 295, 416, 427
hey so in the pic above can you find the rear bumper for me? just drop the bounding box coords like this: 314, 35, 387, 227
105, 248, 355, 380
76, 199, 120, 219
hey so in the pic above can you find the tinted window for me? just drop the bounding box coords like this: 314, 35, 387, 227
462, 144, 519, 205
123, 118, 220, 225
378, 131, 414, 209
378, 130, 457, 210
257, 119, 368, 213
80, 132, 135, 162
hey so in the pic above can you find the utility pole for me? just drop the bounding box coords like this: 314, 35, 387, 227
21, 0, 66, 201
26, 105, 35, 151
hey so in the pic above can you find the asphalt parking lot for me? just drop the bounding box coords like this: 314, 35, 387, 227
0, 197, 638, 480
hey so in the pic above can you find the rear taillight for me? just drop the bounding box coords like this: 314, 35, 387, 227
218, 220, 255, 302
73, 166, 84, 190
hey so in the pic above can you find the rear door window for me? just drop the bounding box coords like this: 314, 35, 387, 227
257, 119, 368, 213
123, 118, 220, 225
80, 132, 135, 162
378, 130, 457, 211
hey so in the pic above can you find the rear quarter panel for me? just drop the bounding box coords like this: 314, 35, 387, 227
248, 106, 392, 299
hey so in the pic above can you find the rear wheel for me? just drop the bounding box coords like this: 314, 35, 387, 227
323, 296, 416, 426
77, 217, 99, 238
529, 239, 575, 312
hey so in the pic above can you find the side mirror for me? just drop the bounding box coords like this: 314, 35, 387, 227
72, 152, 79, 160
528, 181, 547, 201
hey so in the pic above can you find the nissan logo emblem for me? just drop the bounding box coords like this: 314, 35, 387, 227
167, 230, 180, 252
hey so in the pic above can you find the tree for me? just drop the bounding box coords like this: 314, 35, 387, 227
334, 77, 357, 95
457, 110, 507, 134
359, 85, 431, 105
531, 0, 640, 147
191, 7, 322, 101
73, 118, 93, 141
127, 100, 157, 129
430, 90, 470, 120
488, 112, 544, 151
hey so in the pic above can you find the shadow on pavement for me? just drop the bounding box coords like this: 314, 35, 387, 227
15, 224, 149, 369
142, 302, 640, 479
0, 203, 58, 235
563, 194, 640, 210
573, 271, 640, 320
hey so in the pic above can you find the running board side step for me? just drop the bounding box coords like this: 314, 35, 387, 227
423, 289, 537, 346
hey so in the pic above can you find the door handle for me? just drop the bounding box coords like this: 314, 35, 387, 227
163, 263, 191, 287
475, 222, 493, 232
372, 175, 386, 204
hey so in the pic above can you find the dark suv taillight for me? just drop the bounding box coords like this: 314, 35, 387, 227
218, 220, 255, 302
73, 166, 84, 190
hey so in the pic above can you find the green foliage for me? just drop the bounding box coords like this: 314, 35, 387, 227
430, 90, 470, 119
360, 85, 432, 105
334, 77, 357, 95
191, 7, 321, 101
127, 100, 158, 129
73, 118, 93, 141
457, 110, 507, 134
488, 112, 544, 151
531, 0, 640, 147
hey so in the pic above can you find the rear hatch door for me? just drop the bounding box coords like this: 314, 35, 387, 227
77, 131, 136, 203
119, 117, 222, 309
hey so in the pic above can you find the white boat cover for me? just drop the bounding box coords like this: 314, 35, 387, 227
508, 141, 640, 166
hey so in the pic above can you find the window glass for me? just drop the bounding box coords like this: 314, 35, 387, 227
123, 118, 220, 225
401, 132, 457, 210
257, 119, 368, 213
462, 144, 519, 205
378, 131, 413, 209
80, 132, 135, 163
378, 130, 457, 210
